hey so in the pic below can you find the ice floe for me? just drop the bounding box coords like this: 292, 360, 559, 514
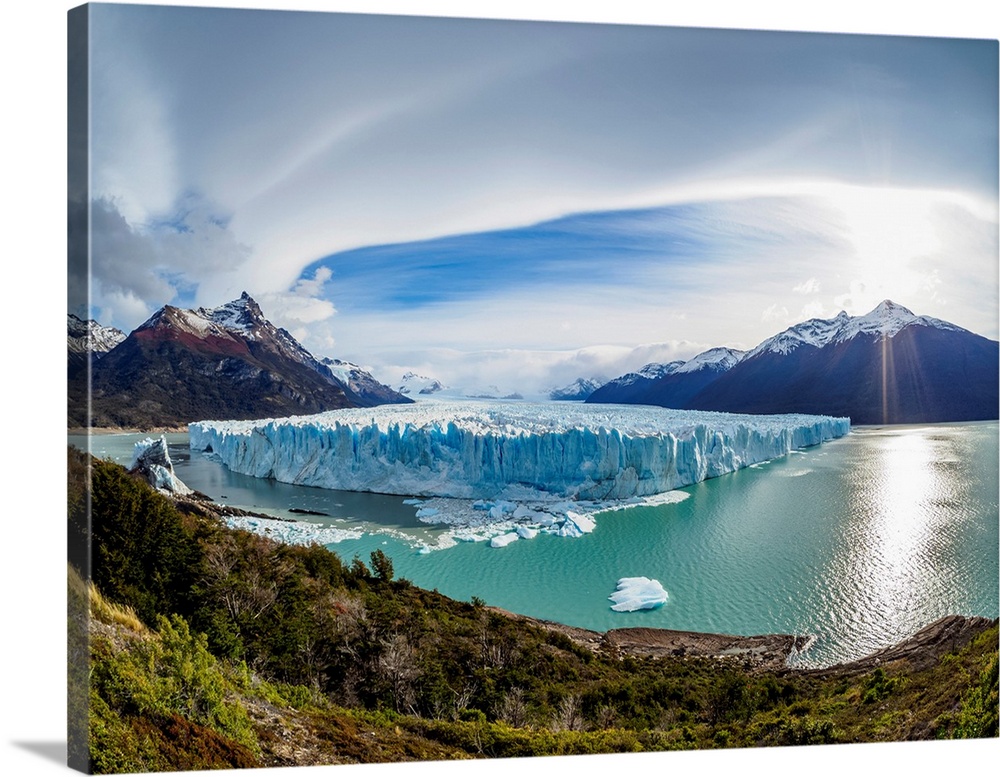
609, 577, 669, 612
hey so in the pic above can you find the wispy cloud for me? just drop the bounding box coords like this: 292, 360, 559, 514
793, 277, 821, 294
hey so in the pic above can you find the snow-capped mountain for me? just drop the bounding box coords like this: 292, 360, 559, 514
588, 348, 746, 407
67, 313, 128, 385
549, 377, 604, 401
584, 362, 682, 405
592, 301, 998, 424
672, 347, 746, 374
397, 371, 447, 396
319, 358, 411, 406
71, 292, 405, 429
746, 300, 966, 358
67, 314, 126, 356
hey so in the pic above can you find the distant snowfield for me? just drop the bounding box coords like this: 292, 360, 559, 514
189, 400, 849, 549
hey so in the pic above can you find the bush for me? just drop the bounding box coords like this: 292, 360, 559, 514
952, 654, 999, 738
90, 613, 259, 756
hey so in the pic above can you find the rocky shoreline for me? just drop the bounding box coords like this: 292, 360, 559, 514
492, 607, 998, 674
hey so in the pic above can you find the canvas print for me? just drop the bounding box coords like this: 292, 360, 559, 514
67, 2, 999, 773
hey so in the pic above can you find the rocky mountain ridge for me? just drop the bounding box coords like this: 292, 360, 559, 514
68, 292, 409, 429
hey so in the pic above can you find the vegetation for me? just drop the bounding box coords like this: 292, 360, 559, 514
68, 447, 999, 772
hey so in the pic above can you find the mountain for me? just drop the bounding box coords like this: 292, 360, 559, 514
67, 314, 127, 379
587, 349, 746, 407
590, 301, 998, 424
549, 377, 604, 401
397, 371, 447, 396
67, 313, 127, 355
586, 362, 684, 405
319, 358, 411, 406
70, 292, 407, 429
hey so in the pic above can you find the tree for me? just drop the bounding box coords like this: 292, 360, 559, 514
369, 549, 394, 582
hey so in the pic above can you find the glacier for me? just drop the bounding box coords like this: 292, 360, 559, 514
189, 401, 849, 501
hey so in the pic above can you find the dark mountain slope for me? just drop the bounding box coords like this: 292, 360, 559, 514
590, 302, 998, 424
687, 323, 998, 424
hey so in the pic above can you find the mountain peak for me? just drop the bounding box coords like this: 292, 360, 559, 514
868, 299, 914, 317
750, 301, 965, 357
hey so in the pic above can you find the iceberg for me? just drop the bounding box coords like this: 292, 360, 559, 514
189, 400, 849, 502
609, 577, 669, 612
490, 532, 520, 548
129, 436, 192, 495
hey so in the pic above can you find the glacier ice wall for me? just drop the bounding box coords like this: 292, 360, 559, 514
189, 401, 849, 501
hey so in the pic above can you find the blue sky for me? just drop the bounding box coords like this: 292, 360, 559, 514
78, 0, 999, 391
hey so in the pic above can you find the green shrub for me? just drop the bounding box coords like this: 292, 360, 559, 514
952, 654, 999, 738
90, 614, 259, 756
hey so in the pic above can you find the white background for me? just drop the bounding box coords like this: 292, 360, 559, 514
1, 2, 997, 776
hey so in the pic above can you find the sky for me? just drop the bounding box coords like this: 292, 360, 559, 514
78, 0, 999, 393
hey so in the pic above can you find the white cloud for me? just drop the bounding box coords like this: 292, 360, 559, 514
761, 303, 790, 323
793, 277, 821, 294
798, 300, 827, 320
256, 268, 339, 353
367, 339, 712, 396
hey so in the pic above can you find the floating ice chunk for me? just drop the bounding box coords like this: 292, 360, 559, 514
222, 514, 363, 546
609, 577, 669, 612
415, 507, 440, 519
555, 511, 597, 538
515, 526, 538, 539
490, 532, 519, 548
566, 512, 595, 534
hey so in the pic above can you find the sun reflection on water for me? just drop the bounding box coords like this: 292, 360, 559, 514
832, 427, 969, 657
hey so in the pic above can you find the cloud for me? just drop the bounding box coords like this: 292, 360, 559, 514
368, 340, 712, 396
88, 6, 998, 322
761, 304, 790, 323
798, 300, 827, 320
90, 195, 251, 330
256, 267, 339, 353
793, 277, 821, 294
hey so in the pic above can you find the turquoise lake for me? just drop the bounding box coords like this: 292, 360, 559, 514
72, 421, 999, 667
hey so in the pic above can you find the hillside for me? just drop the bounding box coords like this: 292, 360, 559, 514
68, 448, 998, 772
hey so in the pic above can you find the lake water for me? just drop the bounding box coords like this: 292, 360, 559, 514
71, 421, 998, 666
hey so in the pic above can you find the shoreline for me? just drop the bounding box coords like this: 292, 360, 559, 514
491, 606, 997, 674
68, 426, 189, 435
